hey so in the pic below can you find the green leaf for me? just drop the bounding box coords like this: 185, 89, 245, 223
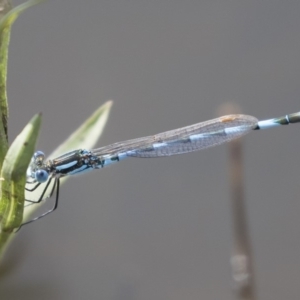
23, 100, 113, 221
0, 0, 46, 259
0, 113, 41, 232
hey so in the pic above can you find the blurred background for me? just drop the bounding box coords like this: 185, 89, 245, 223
1, 0, 300, 299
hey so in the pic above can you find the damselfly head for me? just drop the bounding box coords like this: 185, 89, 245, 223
27, 151, 48, 181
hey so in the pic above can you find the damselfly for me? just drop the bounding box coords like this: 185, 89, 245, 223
23, 111, 300, 227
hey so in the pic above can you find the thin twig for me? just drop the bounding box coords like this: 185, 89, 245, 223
217, 103, 257, 299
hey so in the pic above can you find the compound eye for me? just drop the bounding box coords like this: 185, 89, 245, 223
35, 169, 49, 183
33, 151, 45, 164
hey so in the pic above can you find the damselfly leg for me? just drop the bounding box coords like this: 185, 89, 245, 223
17, 150, 61, 229
18, 177, 60, 230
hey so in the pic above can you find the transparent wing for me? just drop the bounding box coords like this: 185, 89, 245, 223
92, 114, 258, 158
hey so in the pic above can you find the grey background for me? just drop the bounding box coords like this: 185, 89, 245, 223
1, 0, 300, 299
